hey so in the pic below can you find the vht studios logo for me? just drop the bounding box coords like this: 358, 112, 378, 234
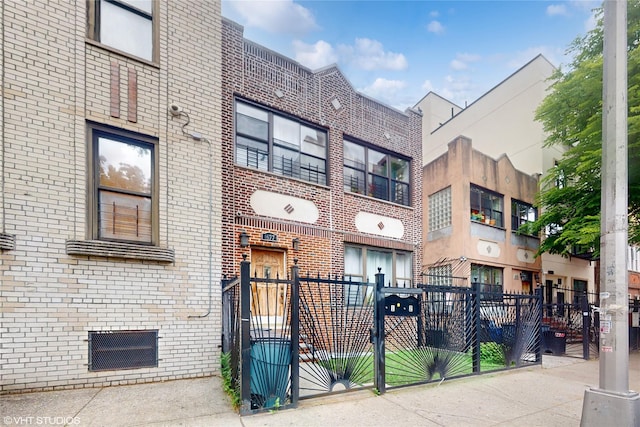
3, 417, 81, 425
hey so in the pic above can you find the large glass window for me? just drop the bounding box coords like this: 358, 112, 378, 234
471, 264, 503, 301
88, 0, 155, 62
89, 124, 157, 244
344, 246, 412, 305
429, 187, 452, 231
511, 199, 537, 233
470, 185, 503, 227
343, 140, 410, 206
235, 100, 327, 185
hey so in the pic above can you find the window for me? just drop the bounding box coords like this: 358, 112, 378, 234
426, 264, 453, 287
470, 185, 503, 227
88, 124, 157, 244
87, 0, 155, 62
573, 279, 588, 305
429, 187, 451, 231
511, 199, 537, 233
344, 246, 412, 305
235, 100, 327, 185
471, 264, 503, 301
343, 140, 410, 206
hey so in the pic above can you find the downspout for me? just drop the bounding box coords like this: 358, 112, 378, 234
188, 135, 213, 319
169, 108, 213, 319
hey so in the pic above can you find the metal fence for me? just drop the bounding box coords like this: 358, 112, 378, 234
221, 259, 543, 414
540, 285, 599, 359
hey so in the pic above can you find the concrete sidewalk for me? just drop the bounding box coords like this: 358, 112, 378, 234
2, 355, 639, 427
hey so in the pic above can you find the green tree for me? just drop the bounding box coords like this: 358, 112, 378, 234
522, 1, 640, 258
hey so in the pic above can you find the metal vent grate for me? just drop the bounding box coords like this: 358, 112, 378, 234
89, 330, 158, 371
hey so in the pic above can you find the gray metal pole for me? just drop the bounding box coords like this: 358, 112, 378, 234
581, 1, 640, 424
600, 0, 629, 389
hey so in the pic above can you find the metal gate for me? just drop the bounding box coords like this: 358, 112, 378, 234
541, 285, 599, 359
378, 281, 542, 392
222, 259, 542, 415
297, 274, 374, 397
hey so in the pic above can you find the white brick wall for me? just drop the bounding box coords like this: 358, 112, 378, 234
1, 0, 223, 392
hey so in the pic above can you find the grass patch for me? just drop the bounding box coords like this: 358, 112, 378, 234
221, 352, 241, 411
317, 346, 507, 387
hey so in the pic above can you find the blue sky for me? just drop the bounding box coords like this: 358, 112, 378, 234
221, 1, 600, 110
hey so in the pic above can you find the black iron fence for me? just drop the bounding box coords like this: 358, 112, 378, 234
630, 298, 640, 351
221, 258, 542, 414
540, 285, 599, 359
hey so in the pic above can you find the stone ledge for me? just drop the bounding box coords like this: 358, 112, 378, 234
0, 233, 16, 250
66, 239, 175, 263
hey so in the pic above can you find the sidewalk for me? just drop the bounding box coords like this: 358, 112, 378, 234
2, 354, 639, 427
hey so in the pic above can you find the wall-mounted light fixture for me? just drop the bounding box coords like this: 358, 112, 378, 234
239, 231, 250, 248
292, 238, 300, 251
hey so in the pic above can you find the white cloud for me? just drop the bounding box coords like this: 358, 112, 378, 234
506, 46, 565, 70
440, 74, 475, 106
226, 0, 319, 36
449, 53, 481, 71
360, 78, 407, 105
427, 20, 445, 35
292, 40, 338, 69
429, 10, 439, 18
457, 53, 481, 63
584, 13, 598, 33
421, 80, 434, 92
546, 4, 568, 17
339, 38, 408, 71
450, 59, 467, 71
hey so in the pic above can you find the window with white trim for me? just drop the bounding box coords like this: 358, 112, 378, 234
87, 0, 155, 62
344, 246, 413, 305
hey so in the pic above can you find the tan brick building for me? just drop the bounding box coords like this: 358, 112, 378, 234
221, 18, 423, 289
1, 1, 223, 392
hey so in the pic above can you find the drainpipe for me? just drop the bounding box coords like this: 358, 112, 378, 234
168, 107, 213, 319
188, 134, 213, 319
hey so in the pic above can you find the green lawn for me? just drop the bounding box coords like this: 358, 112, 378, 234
317, 343, 507, 388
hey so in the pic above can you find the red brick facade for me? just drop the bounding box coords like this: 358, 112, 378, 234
221, 18, 423, 282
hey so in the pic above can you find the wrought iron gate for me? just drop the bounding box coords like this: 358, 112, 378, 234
222, 259, 543, 415
297, 274, 374, 397
541, 285, 599, 359
378, 281, 542, 392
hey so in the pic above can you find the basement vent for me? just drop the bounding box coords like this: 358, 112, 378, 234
88, 330, 158, 371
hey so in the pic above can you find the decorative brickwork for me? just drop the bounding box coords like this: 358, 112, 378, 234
221, 18, 423, 281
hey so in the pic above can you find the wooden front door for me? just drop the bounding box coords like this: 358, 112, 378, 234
251, 248, 286, 318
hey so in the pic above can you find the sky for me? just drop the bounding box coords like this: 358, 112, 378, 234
221, 0, 601, 111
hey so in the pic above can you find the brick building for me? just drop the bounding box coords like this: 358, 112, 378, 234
1, 1, 223, 392
221, 18, 423, 289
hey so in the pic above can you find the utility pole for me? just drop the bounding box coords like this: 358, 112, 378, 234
581, 1, 640, 424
